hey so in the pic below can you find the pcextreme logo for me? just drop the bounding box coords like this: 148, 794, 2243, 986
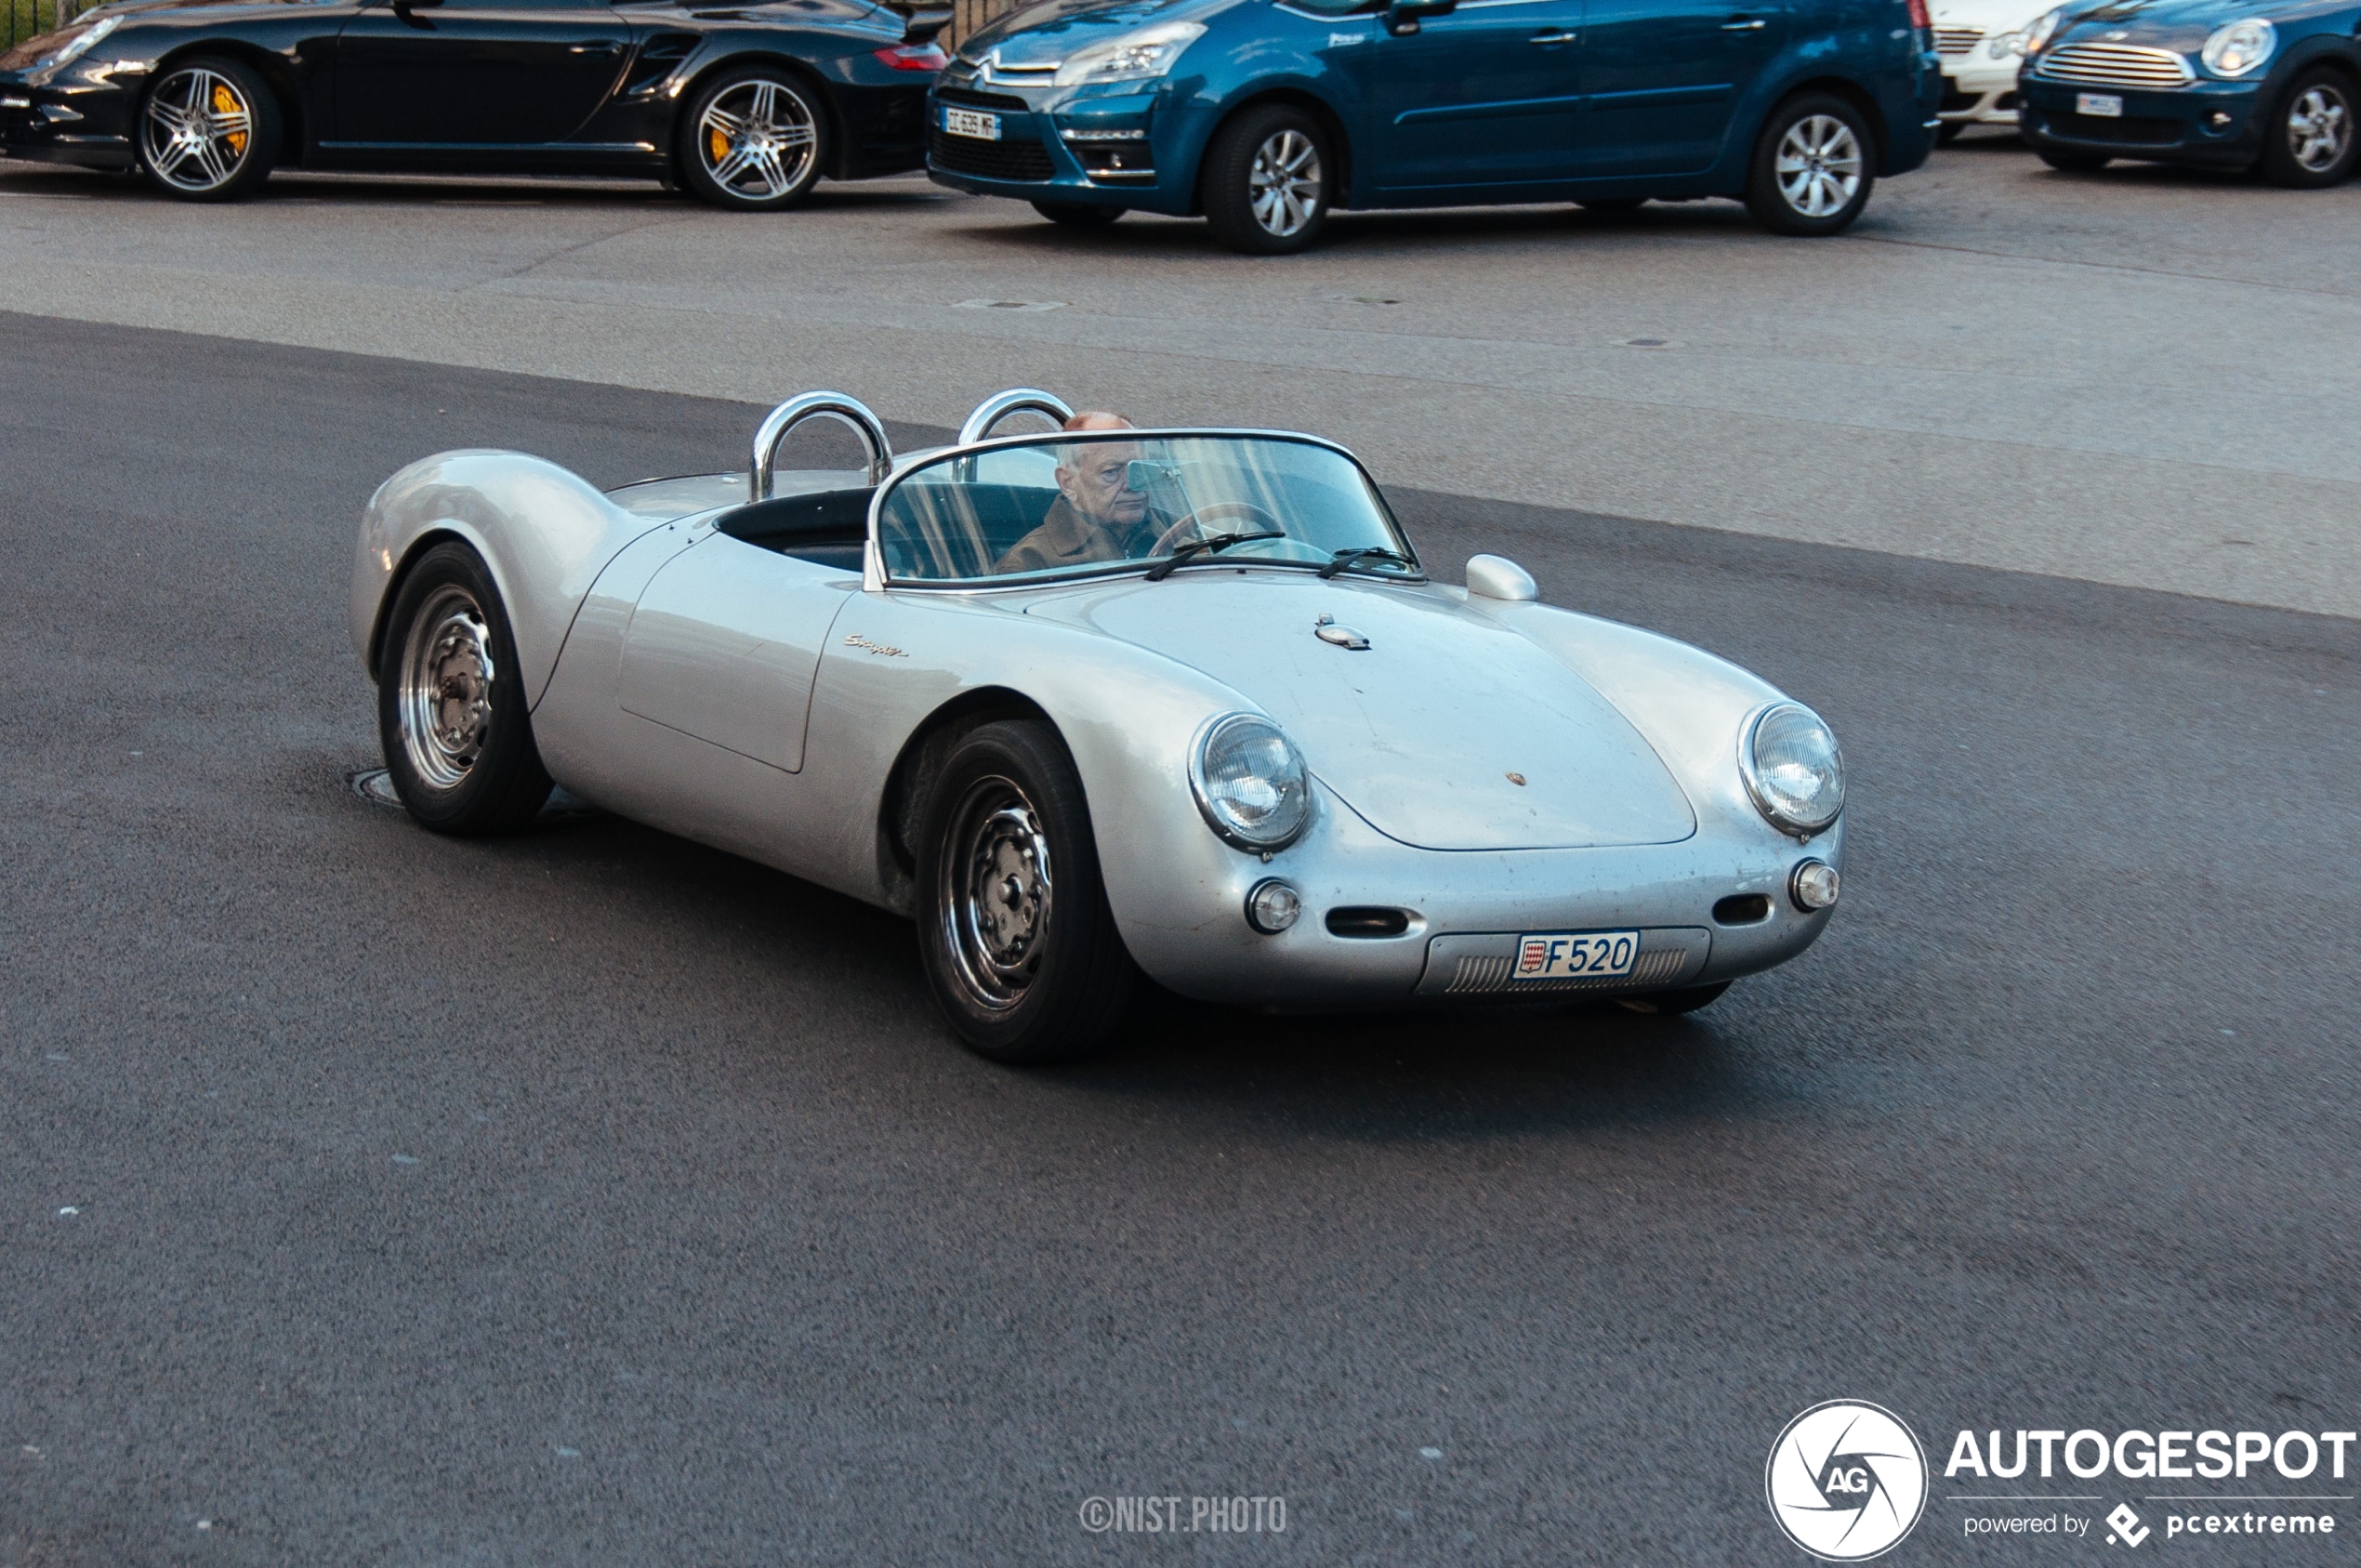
1766, 1400, 1932, 1561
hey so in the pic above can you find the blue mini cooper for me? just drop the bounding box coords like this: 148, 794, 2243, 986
2018, 0, 2361, 185
927, 0, 1944, 251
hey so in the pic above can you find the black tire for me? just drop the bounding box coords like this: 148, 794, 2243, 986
1616, 982, 1732, 1017
1200, 103, 1334, 255
376, 543, 553, 836
1576, 197, 1648, 214
675, 66, 829, 212
915, 720, 1135, 1063
2258, 66, 2360, 189
1033, 201, 1126, 227
138, 56, 280, 203
2037, 147, 2112, 173
1744, 92, 1877, 236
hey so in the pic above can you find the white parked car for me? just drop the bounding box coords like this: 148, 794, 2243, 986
1931, 0, 2046, 136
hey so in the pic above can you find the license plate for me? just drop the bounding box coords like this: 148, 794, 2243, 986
2077, 92, 2123, 117
943, 107, 1000, 140
1513, 930, 1641, 981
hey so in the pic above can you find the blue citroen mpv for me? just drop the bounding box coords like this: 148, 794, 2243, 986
927, 0, 1944, 252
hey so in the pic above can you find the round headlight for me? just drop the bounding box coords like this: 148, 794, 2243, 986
1245, 877, 1302, 933
1190, 712, 1311, 852
2202, 17, 2275, 75
2021, 6, 2064, 56
1739, 703, 1845, 837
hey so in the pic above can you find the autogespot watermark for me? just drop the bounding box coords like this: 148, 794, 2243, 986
1077, 1496, 1287, 1535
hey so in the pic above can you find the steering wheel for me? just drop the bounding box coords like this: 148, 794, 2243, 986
1147, 501, 1287, 557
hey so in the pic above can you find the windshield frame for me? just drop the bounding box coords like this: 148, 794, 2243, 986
861, 427, 1423, 592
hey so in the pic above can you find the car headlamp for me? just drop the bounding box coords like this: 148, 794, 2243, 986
2201, 17, 2275, 75
2020, 7, 2064, 57
1190, 712, 1310, 852
43, 14, 120, 66
1988, 28, 2023, 57
1051, 20, 1206, 86
1739, 703, 1845, 837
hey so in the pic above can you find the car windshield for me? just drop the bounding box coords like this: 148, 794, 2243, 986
874, 432, 1418, 586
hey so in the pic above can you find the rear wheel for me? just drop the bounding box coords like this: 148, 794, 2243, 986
376, 543, 552, 835
2258, 67, 2359, 188
677, 67, 828, 211
1033, 201, 1125, 227
1200, 104, 1333, 255
1744, 93, 1876, 236
915, 720, 1135, 1063
2037, 147, 2112, 173
1616, 982, 1731, 1017
138, 57, 279, 202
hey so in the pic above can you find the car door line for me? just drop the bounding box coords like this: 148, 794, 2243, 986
1395, 90, 1587, 125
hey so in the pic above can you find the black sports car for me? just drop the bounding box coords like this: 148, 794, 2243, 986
0, 0, 947, 206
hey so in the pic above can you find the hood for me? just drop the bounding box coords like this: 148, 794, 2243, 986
1040, 576, 1697, 852
2052, 0, 2285, 46
961, 0, 1221, 64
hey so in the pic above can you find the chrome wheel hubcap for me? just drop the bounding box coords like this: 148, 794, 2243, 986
940, 777, 1053, 1012
1248, 128, 1322, 237
398, 586, 495, 791
2288, 86, 2351, 172
141, 68, 253, 192
1775, 114, 1863, 217
696, 79, 816, 201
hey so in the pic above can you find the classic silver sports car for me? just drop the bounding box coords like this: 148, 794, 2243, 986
351, 389, 1846, 1061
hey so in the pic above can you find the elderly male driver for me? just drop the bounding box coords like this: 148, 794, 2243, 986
992, 411, 1165, 574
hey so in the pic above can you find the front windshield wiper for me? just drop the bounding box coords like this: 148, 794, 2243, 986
1142, 530, 1286, 582
1316, 546, 1417, 579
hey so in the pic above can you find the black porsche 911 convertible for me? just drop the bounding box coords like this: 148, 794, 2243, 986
0, 0, 946, 206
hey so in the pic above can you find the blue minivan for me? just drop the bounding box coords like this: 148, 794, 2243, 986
927, 0, 1943, 251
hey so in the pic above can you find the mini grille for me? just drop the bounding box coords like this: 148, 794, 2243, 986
1442, 944, 1692, 996
2034, 41, 2194, 88
930, 128, 1054, 181
1934, 25, 1984, 55
935, 86, 1031, 112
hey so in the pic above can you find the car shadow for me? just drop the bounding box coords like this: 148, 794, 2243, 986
0, 162, 956, 211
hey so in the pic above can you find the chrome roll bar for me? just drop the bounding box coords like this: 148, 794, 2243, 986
956, 388, 1075, 446
751, 391, 893, 500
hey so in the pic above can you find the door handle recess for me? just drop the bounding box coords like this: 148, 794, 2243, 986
1721, 15, 1767, 27
1527, 28, 1578, 43
569, 40, 623, 53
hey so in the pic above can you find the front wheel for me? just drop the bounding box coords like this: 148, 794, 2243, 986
1744, 94, 1875, 236
2258, 67, 2359, 189
915, 720, 1135, 1063
1033, 201, 1126, 228
2037, 147, 2112, 173
676, 68, 828, 211
138, 57, 279, 202
1200, 104, 1333, 255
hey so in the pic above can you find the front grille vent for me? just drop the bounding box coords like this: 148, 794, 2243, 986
935, 85, 1031, 112
1934, 25, 1984, 55
930, 127, 1054, 181
2034, 41, 2194, 88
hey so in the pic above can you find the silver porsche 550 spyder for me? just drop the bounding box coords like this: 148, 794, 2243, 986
350, 389, 1846, 1062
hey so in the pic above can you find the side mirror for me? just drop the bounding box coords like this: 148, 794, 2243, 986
1465, 554, 1537, 601
1384, 0, 1457, 33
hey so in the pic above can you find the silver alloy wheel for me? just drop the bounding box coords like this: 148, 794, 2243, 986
1774, 113, 1864, 218
140, 66, 255, 193
1247, 128, 1322, 238
939, 775, 1054, 1012
397, 586, 496, 791
2287, 84, 2352, 172
695, 78, 818, 201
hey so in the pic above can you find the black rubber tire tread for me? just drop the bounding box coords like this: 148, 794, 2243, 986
1616, 982, 1733, 1017
376, 542, 553, 836
1199, 102, 1333, 256
1032, 201, 1126, 226
915, 719, 1135, 1064
2037, 148, 2112, 173
139, 55, 281, 203
1744, 92, 1878, 236
2257, 64, 2361, 189
674, 66, 830, 212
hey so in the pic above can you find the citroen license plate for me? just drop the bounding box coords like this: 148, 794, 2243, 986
2077, 92, 2123, 117
944, 107, 1001, 140
1513, 930, 1641, 981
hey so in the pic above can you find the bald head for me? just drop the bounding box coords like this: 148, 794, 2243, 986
1062, 411, 1134, 432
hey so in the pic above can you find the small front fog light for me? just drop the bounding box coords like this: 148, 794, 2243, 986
2208, 110, 2233, 128
1246, 878, 1302, 934
1790, 859, 1840, 912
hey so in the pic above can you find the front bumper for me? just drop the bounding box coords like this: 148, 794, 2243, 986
1939, 60, 2022, 124
0, 64, 138, 168
926, 79, 1199, 215
2019, 74, 2264, 165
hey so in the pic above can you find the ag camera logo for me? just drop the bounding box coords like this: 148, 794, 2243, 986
1766, 1400, 1930, 1561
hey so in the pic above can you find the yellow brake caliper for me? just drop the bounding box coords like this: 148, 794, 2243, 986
708, 125, 730, 165
213, 83, 247, 156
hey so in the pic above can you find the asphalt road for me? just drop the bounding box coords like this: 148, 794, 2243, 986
3, 312, 2356, 1566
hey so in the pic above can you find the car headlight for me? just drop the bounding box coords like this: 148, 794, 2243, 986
2020, 7, 2064, 57
43, 14, 120, 66
2201, 17, 2275, 75
1988, 29, 2023, 57
1190, 712, 1311, 852
1739, 703, 1845, 837
1052, 20, 1206, 86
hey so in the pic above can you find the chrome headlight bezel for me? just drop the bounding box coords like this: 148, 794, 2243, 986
1189, 711, 1312, 853
2020, 7, 2064, 58
2201, 17, 2275, 76
1051, 20, 1207, 86
1738, 702, 1846, 838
